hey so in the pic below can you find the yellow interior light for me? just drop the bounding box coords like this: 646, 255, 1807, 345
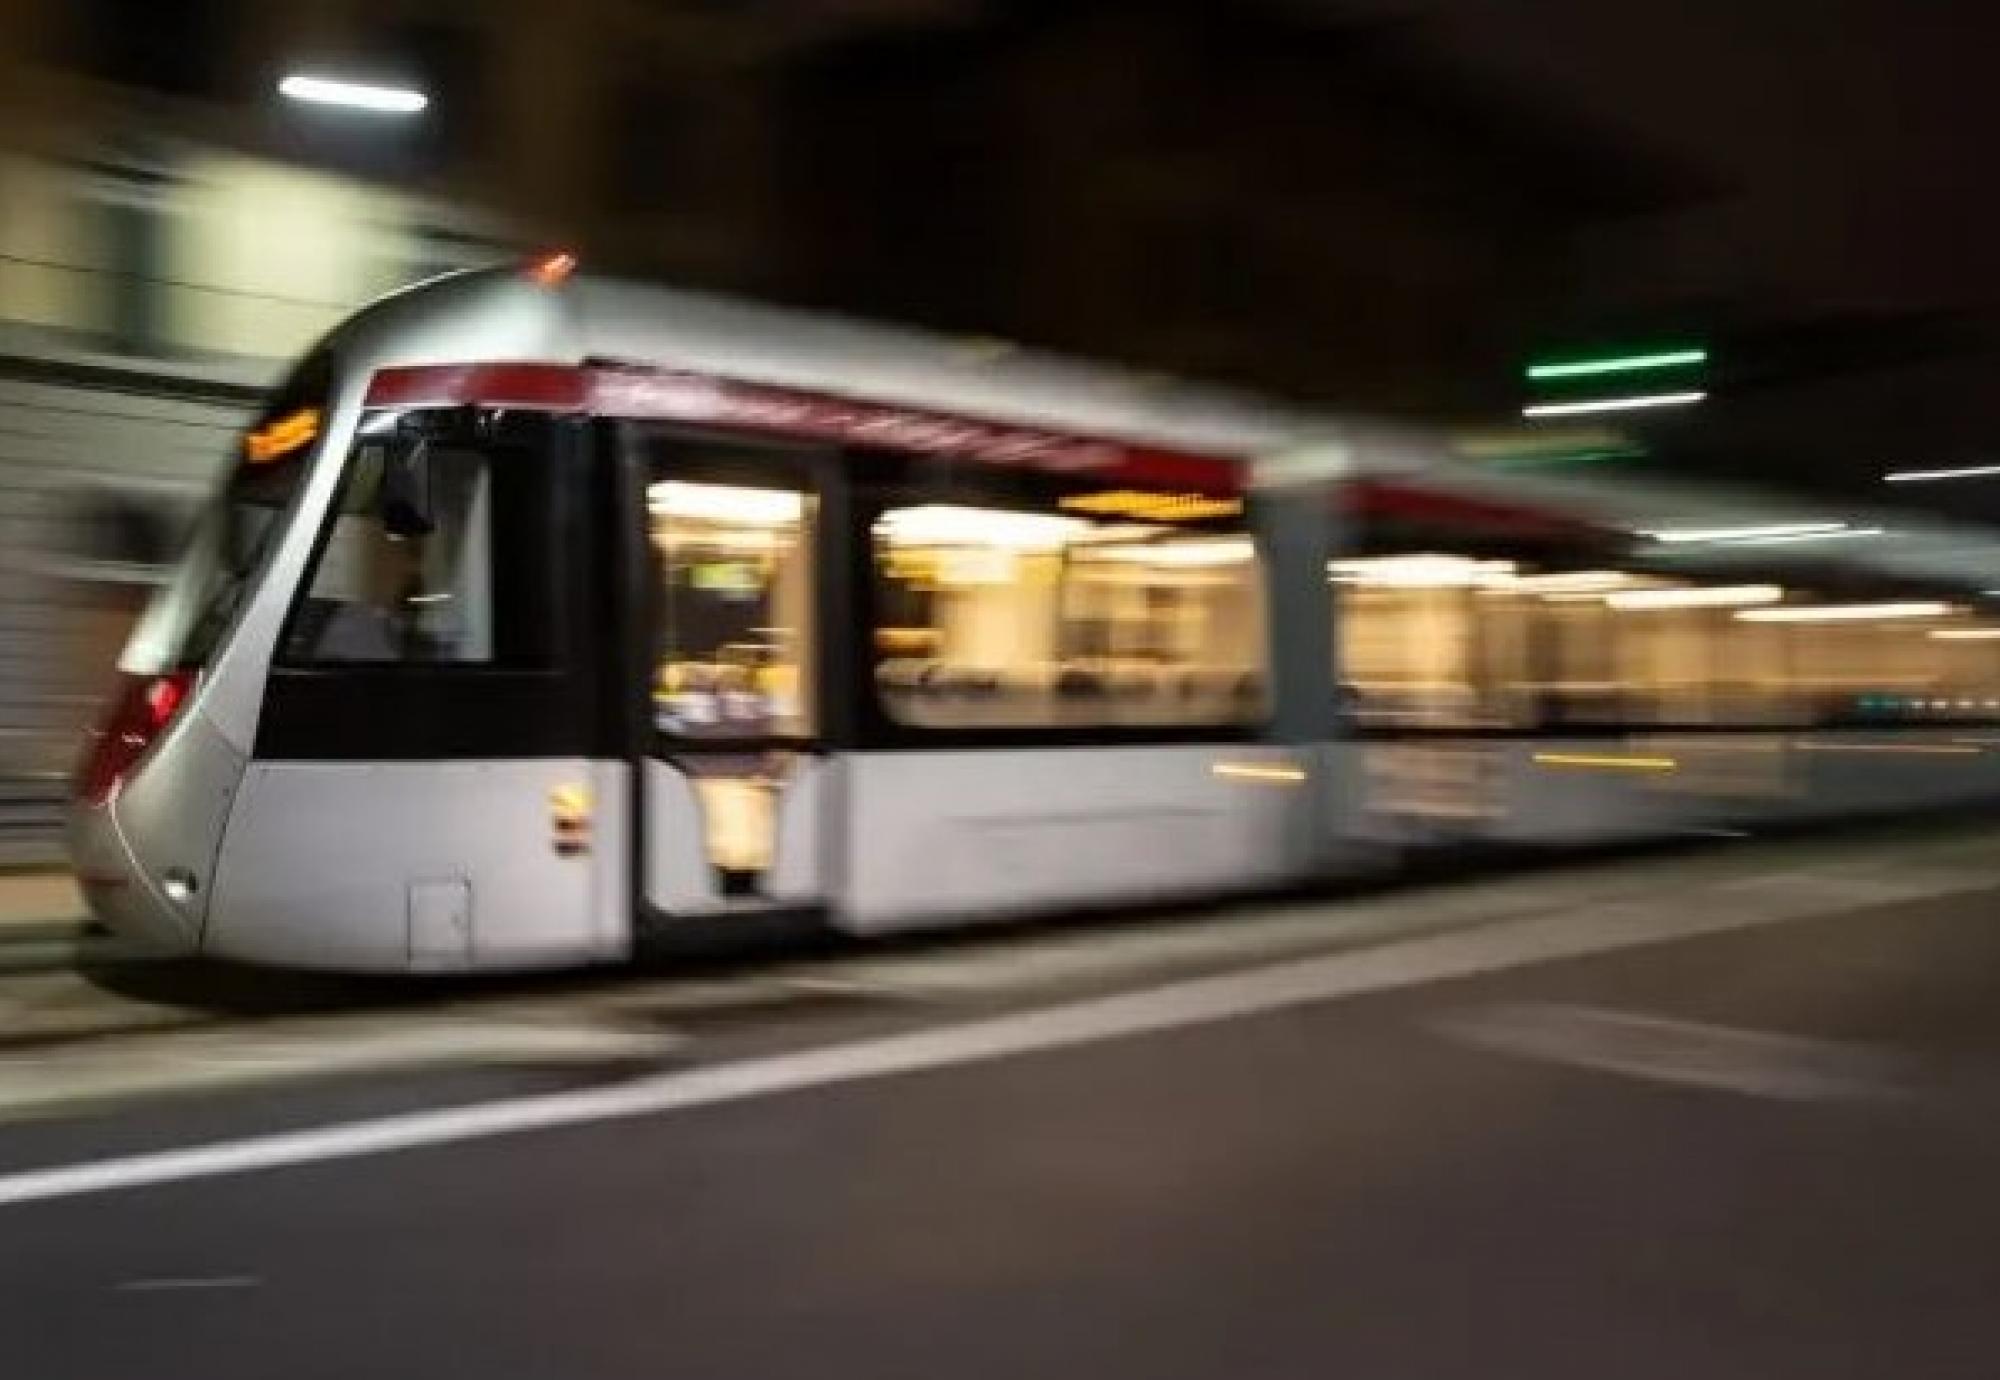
1532, 752, 1678, 773
244, 407, 322, 464
1212, 761, 1308, 784
1060, 490, 1245, 522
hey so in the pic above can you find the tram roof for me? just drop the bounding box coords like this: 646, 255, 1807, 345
346, 266, 2000, 599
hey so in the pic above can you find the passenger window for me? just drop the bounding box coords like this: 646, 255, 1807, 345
283, 410, 557, 667
1333, 557, 2000, 732
871, 493, 1268, 730
648, 471, 816, 740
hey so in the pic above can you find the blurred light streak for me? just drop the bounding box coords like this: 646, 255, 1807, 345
1211, 762, 1308, 784
1930, 629, 2000, 640
1532, 752, 1678, 772
1647, 522, 1844, 544
1527, 349, 1707, 380
1791, 741, 1980, 755
1738, 602, 1950, 623
1523, 391, 1705, 419
1735, 526, 1884, 546
528, 251, 579, 286
1883, 463, 2000, 484
1607, 584, 1783, 610
278, 74, 429, 114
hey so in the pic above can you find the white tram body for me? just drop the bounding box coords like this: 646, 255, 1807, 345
65, 262, 2000, 971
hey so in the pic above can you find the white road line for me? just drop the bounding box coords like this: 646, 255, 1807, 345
0, 869, 1982, 1210
1433, 1003, 1913, 1101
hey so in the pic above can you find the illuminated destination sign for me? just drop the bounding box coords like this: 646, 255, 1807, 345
1059, 490, 1244, 521
244, 407, 322, 464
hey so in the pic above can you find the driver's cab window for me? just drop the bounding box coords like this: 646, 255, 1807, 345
282, 408, 555, 667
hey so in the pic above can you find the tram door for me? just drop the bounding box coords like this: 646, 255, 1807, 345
632, 431, 831, 918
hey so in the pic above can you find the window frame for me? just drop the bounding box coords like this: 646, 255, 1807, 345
1333, 540, 1991, 740
626, 422, 845, 758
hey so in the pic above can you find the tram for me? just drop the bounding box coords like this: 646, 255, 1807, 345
67, 257, 2000, 970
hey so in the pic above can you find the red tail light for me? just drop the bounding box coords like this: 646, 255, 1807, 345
73, 670, 196, 807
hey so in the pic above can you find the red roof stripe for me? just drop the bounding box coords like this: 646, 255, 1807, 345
363, 361, 1242, 492
364, 363, 588, 410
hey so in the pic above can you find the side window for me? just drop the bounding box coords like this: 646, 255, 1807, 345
643, 439, 817, 741
282, 409, 557, 667
870, 487, 1268, 730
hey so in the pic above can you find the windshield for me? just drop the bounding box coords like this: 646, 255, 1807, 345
118, 352, 333, 676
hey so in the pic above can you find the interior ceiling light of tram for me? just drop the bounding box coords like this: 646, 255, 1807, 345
1736, 601, 1953, 623
874, 505, 1090, 551
648, 481, 805, 526
1329, 554, 1517, 588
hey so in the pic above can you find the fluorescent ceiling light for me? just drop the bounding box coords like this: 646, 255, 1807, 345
278, 74, 429, 114
1526, 349, 1707, 380
1646, 521, 1846, 545
1883, 463, 2000, 484
649, 482, 803, 526
875, 505, 1086, 551
1607, 584, 1784, 610
1522, 391, 1705, 419
1329, 554, 1515, 588
1737, 601, 1950, 624
1505, 570, 1632, 593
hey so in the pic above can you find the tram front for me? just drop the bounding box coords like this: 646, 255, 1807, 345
67, 352, 337, 954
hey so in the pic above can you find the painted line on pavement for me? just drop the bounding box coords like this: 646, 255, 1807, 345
0, 866, 1988, 1209
1433, 1003, 1914, 1101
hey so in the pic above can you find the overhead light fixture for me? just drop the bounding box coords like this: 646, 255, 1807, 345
1737, 602, 1950, 624
1522, 391, 1705, 419
1883, 463, 2000, 484
1645, 521, 1847, 545
1930, 628, 2000, 640
278, 73, 429, 114
1526, 349, 1707, 381
1607, 584, 1784, 610
649, 482, 803, 526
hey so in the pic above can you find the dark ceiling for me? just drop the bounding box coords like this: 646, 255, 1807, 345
1297, 0, 2000, 518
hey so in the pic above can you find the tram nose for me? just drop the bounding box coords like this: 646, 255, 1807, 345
65, 799, 199, 955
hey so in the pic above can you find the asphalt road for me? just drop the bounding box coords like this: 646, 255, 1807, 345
6, 874, 2000, 1377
